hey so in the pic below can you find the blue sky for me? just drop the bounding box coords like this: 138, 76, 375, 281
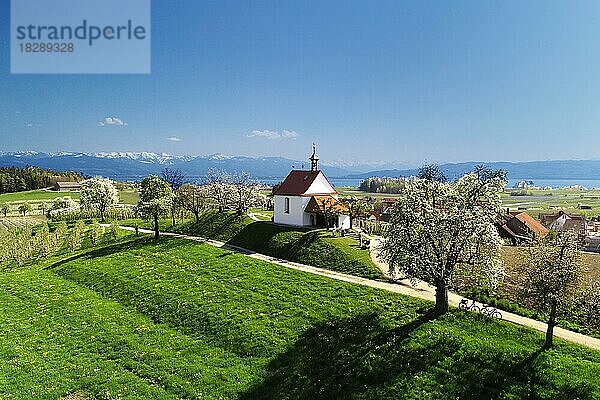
2, 0, 600, 165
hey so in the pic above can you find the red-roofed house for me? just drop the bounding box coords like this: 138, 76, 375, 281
273, 145, 350, 228
497, 210, 549, 244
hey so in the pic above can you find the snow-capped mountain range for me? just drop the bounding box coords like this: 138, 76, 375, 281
4, 151, 600, 183
0, 151, 363, 180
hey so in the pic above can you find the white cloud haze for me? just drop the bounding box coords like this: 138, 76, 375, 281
247, 129, 300, 140
167, 136, 182, 142
98, 117, 128, 127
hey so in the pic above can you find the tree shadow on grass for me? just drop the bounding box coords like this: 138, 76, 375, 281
42, 237, 184, 271
241, 311, 594, 400
180, 212, 246, 239
225, 221, 313, 255
240, 311, 432, 400
278, 231, 320, 260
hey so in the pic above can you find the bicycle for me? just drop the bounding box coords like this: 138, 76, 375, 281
458, 298, 480, 313
480, 304, 503, 320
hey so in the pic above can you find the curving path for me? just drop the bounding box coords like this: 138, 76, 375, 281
115, 225, 600, 351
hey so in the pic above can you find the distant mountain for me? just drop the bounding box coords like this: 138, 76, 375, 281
323, 159, 416, 173
0, 151, 354, 181
347, 160, 600, 181
4, 152, 600, 184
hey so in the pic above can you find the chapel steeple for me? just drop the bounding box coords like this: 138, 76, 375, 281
309, 143, 319, 172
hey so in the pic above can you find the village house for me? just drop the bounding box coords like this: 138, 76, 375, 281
53, 181, 81, 192
539, 210, 587, 235
273, 145, 350, 229
497, 210, 549, 245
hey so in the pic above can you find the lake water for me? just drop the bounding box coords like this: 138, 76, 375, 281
121, 175, 600, 190
505, 178, 600, 189
260, 177, 600, 190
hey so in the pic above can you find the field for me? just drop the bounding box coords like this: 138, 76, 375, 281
501, 189, 600, 218
0, 189, 81, 203
502, 246, 600, 285
1, 237, 599, 399
449, 246, 600, 338
0, 189, 140, 217
500, 246, 600, 305
0, 216, 45, 230
0, 189, 139, 205
117, 190, 140, 205
339, 186, 600, 218
123, 211, 382, 279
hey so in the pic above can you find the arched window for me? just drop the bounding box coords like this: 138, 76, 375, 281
284, 197, 290, 213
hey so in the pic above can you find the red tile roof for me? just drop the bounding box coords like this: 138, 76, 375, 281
274, 170, 335, 196
514, 212, 549, 237
304, 195, 349, 214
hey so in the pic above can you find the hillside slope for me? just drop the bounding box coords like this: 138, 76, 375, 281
6, 238, 593, 399
124, 212, 382, 279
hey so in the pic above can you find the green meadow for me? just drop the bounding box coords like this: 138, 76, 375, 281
0, 237, 599, 399
0, 189, 139, 206
122, 211, 382, 279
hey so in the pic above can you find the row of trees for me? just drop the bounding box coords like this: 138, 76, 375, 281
0, 198, 80, 218
49, 179, 122, 222
359, 177, 407, 194
49, 205, 134, 222
0, 177, 120, 220
0, 220, 120, 270
0, 202, 34, 217
137, 168, 264, 238
2, 168, 263, 231
0, 166, 83, 194
380, 164, 597, 348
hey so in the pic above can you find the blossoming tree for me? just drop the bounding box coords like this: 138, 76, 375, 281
380, 166, 506, 315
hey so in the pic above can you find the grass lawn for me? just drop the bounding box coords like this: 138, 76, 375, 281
0, 262, 255, 399
1, 238, 598, 399
123, 211, 382, 279
0, 189, 139, 207
0, 189, 81, 203
118, 190, 140, 205
248, 208, 274, 221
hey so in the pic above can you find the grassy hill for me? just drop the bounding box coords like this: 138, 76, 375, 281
1, 238, 598, 399
124, 211, 381, 279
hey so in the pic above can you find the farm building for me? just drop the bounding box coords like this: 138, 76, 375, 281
273, 145, 350, 229
54, 181, 81, 192
539, 210, 587, 235
497, 210, 549, 244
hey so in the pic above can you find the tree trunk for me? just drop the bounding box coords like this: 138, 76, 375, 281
544, 299, 558, 349
171, 208, 176, 226
350, 216, 353, 229
153, 215, 160, 239
100, 210, 105, 222
194, 211, 199, 223
434, 285, 449, 315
